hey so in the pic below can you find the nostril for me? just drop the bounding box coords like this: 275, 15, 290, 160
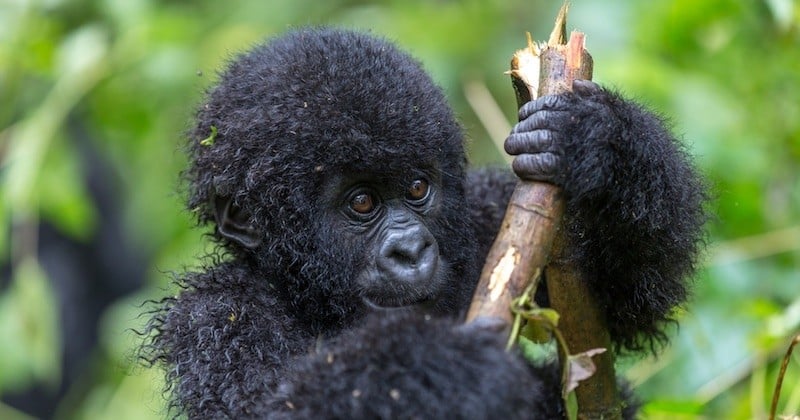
387, 238, 430, 265
388, 249, 413, 266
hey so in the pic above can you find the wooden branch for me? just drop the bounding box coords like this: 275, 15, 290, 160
466, 3, 624, 418
464, 180, 564, 324
465, 2, 590, 327
548, 236, 621, 419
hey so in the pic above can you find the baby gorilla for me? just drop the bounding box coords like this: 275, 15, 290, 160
146, 27, 706, 418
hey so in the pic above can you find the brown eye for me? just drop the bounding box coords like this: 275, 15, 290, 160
407, 179, 429, 201
350, 193, 375, 214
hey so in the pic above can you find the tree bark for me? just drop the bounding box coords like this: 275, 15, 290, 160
466, 4, 623, 418
465, 9, 591, 328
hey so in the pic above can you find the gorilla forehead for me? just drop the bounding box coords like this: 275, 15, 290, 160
209, 27, 462, 168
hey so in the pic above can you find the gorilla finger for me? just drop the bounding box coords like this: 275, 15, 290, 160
518, 94, 571, 121
572, 79, 601, 96
512, 153, 561, 183
504, 130, 559, 156
511, 109, 570, 134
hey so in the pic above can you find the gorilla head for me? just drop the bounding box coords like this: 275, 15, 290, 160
184, 28, 476, 330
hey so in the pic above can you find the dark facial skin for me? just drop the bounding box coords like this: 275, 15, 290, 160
334, 174, 448, 309
214, 171, 451, 311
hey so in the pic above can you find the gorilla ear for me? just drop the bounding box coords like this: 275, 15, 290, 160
213, 195, 262, 249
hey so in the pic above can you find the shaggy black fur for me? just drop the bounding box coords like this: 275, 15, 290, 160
542, 84, 708, 352
145, 27, 706, 418
266, 312, 568, 419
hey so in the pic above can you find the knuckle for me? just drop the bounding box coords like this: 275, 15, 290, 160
543, 152, 559, 168
519, 100, 538, 120
543, 95, 560, 108
538, 130, 555, 147
503, 137, 519, 154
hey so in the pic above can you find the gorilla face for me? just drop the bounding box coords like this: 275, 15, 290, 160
332, 172, 447, 309
213, 161, 462, 319
186, 29, 480, 329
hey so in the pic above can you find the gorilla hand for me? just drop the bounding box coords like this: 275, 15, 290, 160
504, 79, 605, 185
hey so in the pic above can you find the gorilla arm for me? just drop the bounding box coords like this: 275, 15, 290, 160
501, 80, 708, 352
145, 265, 312, 419
264, 311, 565, 420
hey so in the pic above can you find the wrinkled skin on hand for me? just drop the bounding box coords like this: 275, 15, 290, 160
505, 79, 604, 184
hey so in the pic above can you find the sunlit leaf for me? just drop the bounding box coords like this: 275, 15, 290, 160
519, 307, 560, 343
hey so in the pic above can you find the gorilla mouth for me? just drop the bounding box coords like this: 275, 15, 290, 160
362, 295, 437, 311
357, 257, 449, 312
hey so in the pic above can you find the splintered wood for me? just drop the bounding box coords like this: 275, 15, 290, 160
465, 9, 592, 324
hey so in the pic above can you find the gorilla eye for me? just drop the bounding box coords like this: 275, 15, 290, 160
407, 179, 430, 201
350, 193, 375, 214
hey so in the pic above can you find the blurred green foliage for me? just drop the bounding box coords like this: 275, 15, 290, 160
1, 0, 798, 418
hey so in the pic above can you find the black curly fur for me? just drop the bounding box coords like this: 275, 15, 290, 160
465, 167, 519, 260
144, 26, 706, 417
541, 86, 709, 353
265, 311, 571, 419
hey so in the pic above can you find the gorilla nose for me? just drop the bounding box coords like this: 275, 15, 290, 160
377, 226, 439, 284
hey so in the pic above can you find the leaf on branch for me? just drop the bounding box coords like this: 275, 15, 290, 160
564, 347, 606, 394
519, 307, 560, 344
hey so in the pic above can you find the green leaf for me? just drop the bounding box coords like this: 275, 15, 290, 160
200, 125, 217, 146
519, 308, 560, 343
520, 319, 553, 343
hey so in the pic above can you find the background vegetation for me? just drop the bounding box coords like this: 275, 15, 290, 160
1, 0, 798, 418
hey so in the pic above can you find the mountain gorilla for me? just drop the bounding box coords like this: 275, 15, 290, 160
145, 27, 707, 418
